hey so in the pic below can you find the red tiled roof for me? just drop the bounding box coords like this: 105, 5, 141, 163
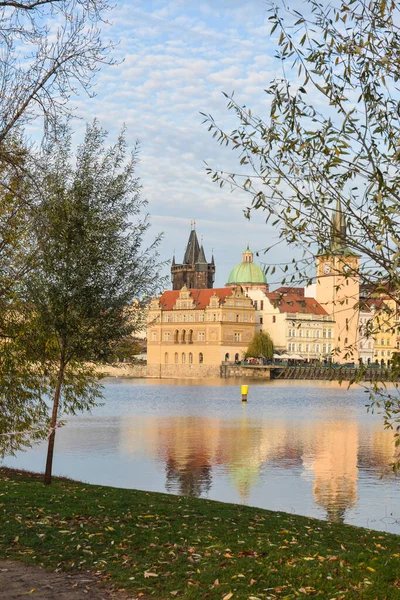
273, 286, 304, 297
158, 288, 234, 310
158, 290, 180, 310
266, 292, 327, 315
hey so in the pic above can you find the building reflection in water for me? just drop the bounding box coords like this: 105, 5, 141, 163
120, 412, 397, 522
310, 420, 358, 523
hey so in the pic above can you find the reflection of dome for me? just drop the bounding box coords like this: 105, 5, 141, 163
227, 246, 267, 289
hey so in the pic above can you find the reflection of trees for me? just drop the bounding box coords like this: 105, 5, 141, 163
165, 456, 212, 497
118, 412, 397, 518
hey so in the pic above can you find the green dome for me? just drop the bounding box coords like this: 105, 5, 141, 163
227, 261, 266, 285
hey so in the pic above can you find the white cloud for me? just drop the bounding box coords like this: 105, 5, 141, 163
69, 0, 305, 287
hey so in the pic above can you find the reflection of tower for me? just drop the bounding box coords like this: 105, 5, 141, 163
312, 421, 358, 523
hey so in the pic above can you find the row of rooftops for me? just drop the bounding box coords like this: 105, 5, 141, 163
156, 286, 328, 315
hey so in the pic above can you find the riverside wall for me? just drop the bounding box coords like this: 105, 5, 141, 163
95, 362, 392, 382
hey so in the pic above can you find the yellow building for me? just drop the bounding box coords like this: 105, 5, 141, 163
315, 200, 360, 362
147, 285, 256, 377
372, 295, 400, 365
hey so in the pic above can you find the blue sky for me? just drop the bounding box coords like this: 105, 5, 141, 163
72, 0, 295, 288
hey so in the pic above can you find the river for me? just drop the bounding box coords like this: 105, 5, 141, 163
3, 378, 400, 534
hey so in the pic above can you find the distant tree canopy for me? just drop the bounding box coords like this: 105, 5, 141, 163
245, 331, 274, 360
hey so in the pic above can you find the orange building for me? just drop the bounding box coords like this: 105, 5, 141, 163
147, 285, 256, 377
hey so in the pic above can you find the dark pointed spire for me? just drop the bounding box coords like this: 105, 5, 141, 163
183, 228, 200, 264
197, 245, 207, 264
330, 198, 348, 253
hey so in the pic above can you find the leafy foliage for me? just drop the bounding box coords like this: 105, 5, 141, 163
0, 122, 163, 479
0, 0, 114, 169
245, 331, 274, 360
203, 0, 400, 468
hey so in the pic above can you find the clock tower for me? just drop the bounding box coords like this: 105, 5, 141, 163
316, 199, 360, 362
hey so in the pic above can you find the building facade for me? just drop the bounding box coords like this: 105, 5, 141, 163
147, 286, 256, 377
247, 287, 335, 361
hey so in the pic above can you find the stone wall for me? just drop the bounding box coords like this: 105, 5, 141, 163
221, 364, 272, 379
95, 363, 148, 378
146, 363, 221, 378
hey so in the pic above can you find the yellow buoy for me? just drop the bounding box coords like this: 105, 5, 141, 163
241, 385, 248, 401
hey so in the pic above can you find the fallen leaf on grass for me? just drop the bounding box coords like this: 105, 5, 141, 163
366, 567, 376, 572
222, 593, 233, 600
144, 571, 159, 578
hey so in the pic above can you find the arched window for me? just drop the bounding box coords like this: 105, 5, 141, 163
199, 352, 204, 364
181, 329, 186, 343
188, 329, 193, 343
174, 330, 179, 343
189, 352, 193, 364
225, 352, 230, 361
182, 353, 186, 364
174, 352, 178, 364
235, 353, 239, 362
164, 352, 168, 364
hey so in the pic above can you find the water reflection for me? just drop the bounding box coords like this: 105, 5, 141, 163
118, 407, 397, 527
3, 380, 399, 533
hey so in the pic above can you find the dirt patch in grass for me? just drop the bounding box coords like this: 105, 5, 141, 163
0, 560, 136, 599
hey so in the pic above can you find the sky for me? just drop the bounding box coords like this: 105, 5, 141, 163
71, 0, 296, 288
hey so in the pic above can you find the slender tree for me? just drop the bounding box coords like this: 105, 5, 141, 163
245, 331, 274, 360
20, 121, 162, 484
203, 0, 400, 466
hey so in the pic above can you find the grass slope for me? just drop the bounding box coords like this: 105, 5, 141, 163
0, 468, 399, 599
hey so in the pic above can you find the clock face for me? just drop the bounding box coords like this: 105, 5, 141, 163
323, 262, 331, 274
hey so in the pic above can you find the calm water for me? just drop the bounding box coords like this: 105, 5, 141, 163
3, 379, 400, 534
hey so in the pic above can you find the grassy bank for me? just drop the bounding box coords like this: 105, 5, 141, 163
0, 468, 399, 599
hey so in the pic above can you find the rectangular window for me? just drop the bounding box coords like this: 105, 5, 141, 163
254, 300, 258, 310
152, 331, 156, 341
198, 332, 205, 341
323, 329, 326, 338
163, 332, 170, 341
272, 316, 276, 323
260, 301, 264, 310
234, 332, 242, 342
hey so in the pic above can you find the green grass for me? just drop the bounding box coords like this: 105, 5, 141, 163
0, 468, 399, 599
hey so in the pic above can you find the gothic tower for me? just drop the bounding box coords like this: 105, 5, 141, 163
315, 199, 360, 362
171, 224, 215, 290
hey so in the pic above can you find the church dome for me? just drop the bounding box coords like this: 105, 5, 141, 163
227, 246, 267, 285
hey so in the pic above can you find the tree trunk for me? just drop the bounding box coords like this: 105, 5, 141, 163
44, 353, 66, 485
